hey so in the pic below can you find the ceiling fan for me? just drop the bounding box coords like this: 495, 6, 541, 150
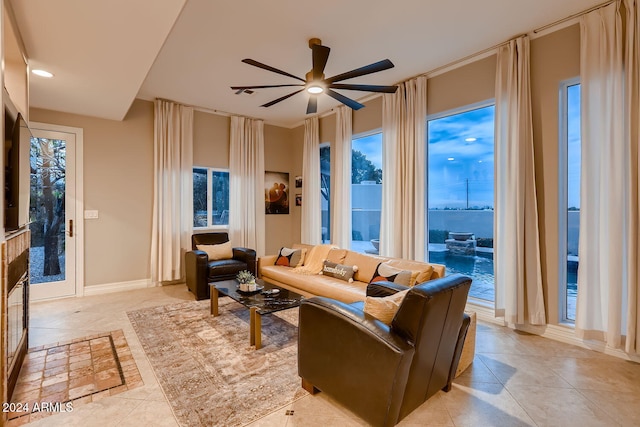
231, 38, 398, 114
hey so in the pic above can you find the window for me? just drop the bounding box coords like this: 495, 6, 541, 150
351, 132, 382, 254
559, 80, 581, 322
427, 103, 495, 301
193, 167, 230, 228
320, 144, 331, 242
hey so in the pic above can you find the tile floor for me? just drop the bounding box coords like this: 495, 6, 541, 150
9, 284, 640, 426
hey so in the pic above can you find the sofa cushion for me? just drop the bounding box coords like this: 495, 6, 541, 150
321, 260, 357, 282
275, 247, 305, 267
197, 241, 233, 261
369, 263, 412, 286
363, 289, 409, 325
343, 251, 387, 283
260, 265, 367, 303
326, 248, 348, 264
385, 259, 434, 286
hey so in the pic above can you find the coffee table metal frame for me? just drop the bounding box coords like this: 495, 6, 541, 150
210, 279, 304, 349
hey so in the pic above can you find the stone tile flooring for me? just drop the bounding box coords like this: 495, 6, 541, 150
8, 283, 640, 426
6, 330, 142, 426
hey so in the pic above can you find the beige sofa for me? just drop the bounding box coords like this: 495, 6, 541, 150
258, 243, 445, 303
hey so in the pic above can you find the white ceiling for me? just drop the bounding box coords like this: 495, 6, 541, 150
11, 0, 602, 128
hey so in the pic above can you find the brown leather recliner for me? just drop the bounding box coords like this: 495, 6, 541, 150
298, 273, 472, 427
184, 232, 256, 300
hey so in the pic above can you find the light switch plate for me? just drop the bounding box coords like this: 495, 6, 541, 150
84, 210, 99, 219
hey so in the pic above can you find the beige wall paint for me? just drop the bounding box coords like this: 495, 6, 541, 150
31, 99, 154, 287
30, 103, 303, 285
263, 123, 301, 254
530, 24, 581, 324
427, 55, 497, 116
193, 110, 229, 168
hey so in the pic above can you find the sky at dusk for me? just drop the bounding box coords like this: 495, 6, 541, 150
353, 87, 580, 210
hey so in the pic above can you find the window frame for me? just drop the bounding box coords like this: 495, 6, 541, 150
350, 129, 383, 253
558, 77, 580, 324
193, 166, 230, 231
425, 99, 496, 305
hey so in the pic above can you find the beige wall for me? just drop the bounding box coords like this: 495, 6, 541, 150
31, 99, 155, 287
530, 24, 581, 323
28, 23, 581, 325
30, 102, 303, 287
427, 55, 497, 116
312, 26, 580, 327
263, 123, 302, 254
193, 110, 229, 168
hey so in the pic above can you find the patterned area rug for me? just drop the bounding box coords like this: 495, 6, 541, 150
127, 298, 307, 427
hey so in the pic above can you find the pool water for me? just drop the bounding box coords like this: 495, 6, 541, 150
429, 251, 578, 320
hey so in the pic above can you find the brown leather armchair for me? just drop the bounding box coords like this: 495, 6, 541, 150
184, 232, 256, 300
298, 274, 472, 427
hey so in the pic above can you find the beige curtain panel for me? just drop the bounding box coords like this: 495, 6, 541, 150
494, 36, 546, 326
301, 117, 322, 245
577, 0, 640, 354
150, 99, 194, 283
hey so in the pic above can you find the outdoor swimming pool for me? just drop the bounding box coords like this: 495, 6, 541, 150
429, 250, 578, 320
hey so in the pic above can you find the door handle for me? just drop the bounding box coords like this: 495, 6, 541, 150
69, 219, 73, 237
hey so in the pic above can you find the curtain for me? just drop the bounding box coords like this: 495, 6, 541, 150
150, 99, 193, 284
494, 36, 546, 325
577, 1, 640, 352
624, 0, 640, 354
229, 116, 266, 256
301, 117, 322, 244
380, 76, 427, 260
331, 106, 352, 248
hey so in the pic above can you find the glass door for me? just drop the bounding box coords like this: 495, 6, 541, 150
29, 128, 77, 300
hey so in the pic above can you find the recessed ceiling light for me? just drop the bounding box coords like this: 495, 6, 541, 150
447, 157, 455, 161
32, 69, 54, 78
465, 137, 477, 142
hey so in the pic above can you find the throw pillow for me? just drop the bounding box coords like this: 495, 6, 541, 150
197, 241, 233, 261
320, 260, 358, 282
275, 247, 305, 267
369, 263, 412, 286
364, 289, 410, 325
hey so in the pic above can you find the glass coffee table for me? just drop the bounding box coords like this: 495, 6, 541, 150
210, 279, 304, 349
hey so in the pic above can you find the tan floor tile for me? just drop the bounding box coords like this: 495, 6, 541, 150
440, 382, 536, 426
506, 384, 617, 427
580, 388, 640, 426
478, 353, 573, 388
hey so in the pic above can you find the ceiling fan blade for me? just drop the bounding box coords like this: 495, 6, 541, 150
329, 83, 398, 93
230, 84, 304, 90
306, 96, 318, 114
326, 89, 364, 110
325, 59, 395, 84
312, 44, 331, 80
261, 89, 304, 108
242, 59, 306, 83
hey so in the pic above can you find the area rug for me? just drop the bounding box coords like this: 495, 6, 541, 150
127, 298, 307, 427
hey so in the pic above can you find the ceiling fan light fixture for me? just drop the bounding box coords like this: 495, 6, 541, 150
307, 85, 324, 94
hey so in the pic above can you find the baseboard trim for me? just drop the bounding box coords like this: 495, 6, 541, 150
84, 279, 154, 296
466, 301, 640, 363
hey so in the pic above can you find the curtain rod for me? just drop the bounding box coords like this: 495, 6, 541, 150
533, 0, 617, 34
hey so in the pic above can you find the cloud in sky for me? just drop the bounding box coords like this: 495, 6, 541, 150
428, 105, 495, 209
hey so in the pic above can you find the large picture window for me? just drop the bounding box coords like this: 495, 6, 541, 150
559, 80, 581, 322
351, 132, 382, 254
193, 167, 230, 228
427, 103, 495, 301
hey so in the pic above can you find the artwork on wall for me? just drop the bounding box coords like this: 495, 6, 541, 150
295, 176, 302, 188
295, 193, 302, 206
265, 171, 289, 214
